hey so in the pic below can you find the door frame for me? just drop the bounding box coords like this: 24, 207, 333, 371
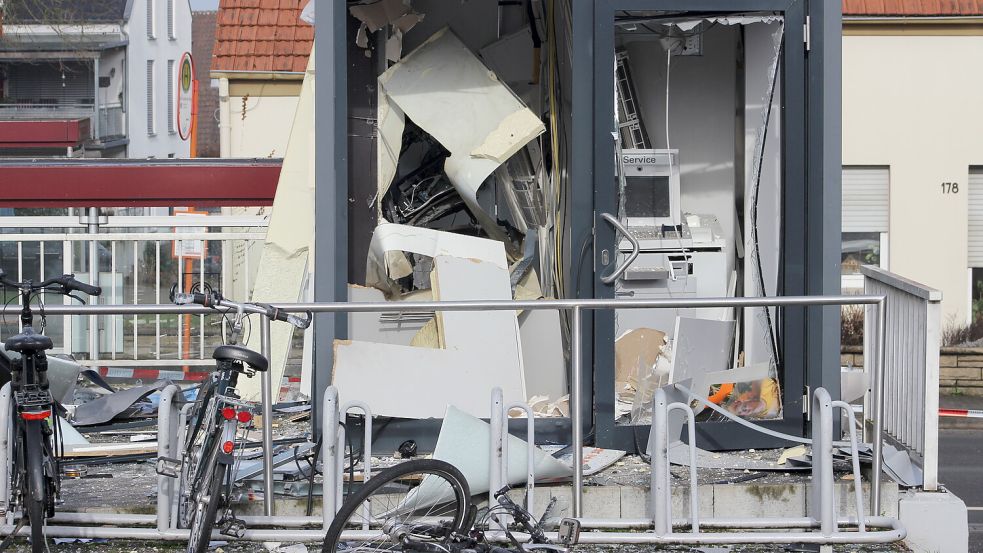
581, 0, 823, 451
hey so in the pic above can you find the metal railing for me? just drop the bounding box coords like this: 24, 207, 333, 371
0, 102, 94, 120
96, 104, 125, 139
0, 215, 269, 369
0, 293, 894, 517
861, 265, 942, 491
0, 379, 905, 545
0, 103, 124, 141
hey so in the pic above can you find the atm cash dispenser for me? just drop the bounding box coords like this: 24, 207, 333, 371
614, 149, 730, 338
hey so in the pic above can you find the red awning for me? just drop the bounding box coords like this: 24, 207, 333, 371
0, 119, 90, 148
0, 158, 281, 207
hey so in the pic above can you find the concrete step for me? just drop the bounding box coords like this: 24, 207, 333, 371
230, 478, 901, 521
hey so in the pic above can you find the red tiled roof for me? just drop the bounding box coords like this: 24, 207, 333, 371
211, 0, 313, 74
843, 0, 983, 16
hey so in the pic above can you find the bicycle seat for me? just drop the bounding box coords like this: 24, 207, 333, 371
213, 345, 268, 372
4, 328, 53, 353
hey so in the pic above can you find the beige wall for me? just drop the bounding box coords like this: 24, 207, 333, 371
843, 30, 983, 322
218, 79, 303, 303
226, 81, 303, 158
229, 96, 300, 158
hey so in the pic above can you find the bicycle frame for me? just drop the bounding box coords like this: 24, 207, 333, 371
170, 301, 269, 545
179, 361, 255, 529
8, 290, 57, 510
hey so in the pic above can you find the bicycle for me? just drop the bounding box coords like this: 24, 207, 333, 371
0, 269, 101, 553
322, 459, 580, 553
156, 288, 310, 553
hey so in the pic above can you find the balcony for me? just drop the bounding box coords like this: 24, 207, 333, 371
0, 102, 126, 150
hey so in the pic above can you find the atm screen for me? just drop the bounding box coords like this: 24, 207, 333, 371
624, 176, 671, 218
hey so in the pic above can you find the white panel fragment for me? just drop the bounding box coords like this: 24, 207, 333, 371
377, 28, 545, 247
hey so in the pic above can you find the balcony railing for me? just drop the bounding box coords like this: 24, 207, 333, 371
0, 102, 125, 141
862, 264, 942, 491
0, 102, 95, 120
96, 104, 125, 139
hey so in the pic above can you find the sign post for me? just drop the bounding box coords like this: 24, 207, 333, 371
172, 208, 207, 368
176, 53, 195, 143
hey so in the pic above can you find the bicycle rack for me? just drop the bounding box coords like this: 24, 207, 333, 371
490, 387, 537, 509
0, 381, 906, 545
0, 295, 908, 546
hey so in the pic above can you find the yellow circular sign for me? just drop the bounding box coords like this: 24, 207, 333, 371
181, 57, 193, 92
177, 53, 195, 140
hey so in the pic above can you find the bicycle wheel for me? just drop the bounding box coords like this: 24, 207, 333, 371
186, 447, 225, 553
23, 420, 47, 553
322, 459, 471, 553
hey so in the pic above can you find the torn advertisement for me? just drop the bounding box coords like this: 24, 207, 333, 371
377, 28, 545, 250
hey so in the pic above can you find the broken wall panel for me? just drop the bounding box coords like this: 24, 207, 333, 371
332, 340, 525, 419
336, 227, 527, 419
377, 28, 545, 252
366, 223, 509, 296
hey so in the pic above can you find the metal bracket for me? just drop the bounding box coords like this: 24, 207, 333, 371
804, 16, 811, 52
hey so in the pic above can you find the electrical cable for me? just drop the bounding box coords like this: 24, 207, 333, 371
304, 435, 323, 517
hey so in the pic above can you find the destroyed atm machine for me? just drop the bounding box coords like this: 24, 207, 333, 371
312, 0, 842, 454
582, 2, 843, 453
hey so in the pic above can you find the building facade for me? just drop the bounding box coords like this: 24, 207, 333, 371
0, 0, 192, 158
210, 0, 312, 158
842, 0, 983, 324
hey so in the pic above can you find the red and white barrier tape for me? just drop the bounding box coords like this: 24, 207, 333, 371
96, 366, 302, 386
939, 408, 983, 419
97, 366, 209, 382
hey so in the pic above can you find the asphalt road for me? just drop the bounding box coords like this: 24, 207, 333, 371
939, 427, 983, 552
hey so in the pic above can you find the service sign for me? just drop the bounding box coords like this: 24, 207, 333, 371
177, 52, 195, 140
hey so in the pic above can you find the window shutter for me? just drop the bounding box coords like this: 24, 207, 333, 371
167, 0, 175, 39
146, 61, 155, 135
842, 167, 889, 233
167, 60, 174, 134
969, 171, 983, 266
147, 0, 156, 39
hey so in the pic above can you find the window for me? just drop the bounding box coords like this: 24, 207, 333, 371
969, 170, 983, 319
841, 167, 889, 290
147, 0, 156, 39
167, 59, 175, 134
146, 60, 156, 135
841, 232, 882, 274
167, 0, 175, 39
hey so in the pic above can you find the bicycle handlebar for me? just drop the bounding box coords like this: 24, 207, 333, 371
171, 290, 312, 329
0, 269, 102, 297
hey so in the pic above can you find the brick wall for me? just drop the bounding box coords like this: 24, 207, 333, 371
192, 11, 220, 158
842, 345, 983, 395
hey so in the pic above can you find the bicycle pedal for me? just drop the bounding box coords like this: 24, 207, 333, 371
155, 456, 182, 478
219, 517, 246, 538
556, 518, 581, 546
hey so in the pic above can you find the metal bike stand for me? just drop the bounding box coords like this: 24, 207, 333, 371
489, 387, 537, 515
0, 295, 903, 546
259, 316, 275, 517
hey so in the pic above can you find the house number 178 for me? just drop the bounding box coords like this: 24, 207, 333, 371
942, 182, 959, 194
